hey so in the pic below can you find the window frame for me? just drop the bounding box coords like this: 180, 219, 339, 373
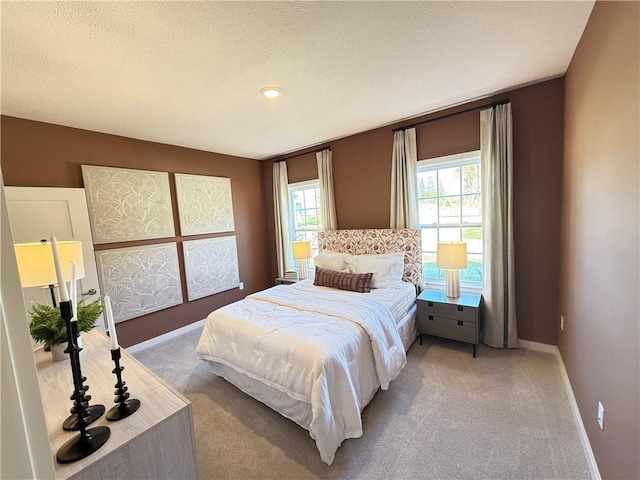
288, 180, 322, 268
417, 150, 483, 293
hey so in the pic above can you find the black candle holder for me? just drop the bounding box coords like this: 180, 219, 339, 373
106, 347, 141, 421
62, 320, 105, 431
56, 301, 111, 464
62, 404, 106, 431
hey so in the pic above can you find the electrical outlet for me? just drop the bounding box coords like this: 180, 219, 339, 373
597, 401, 605, 430
561, 315, 564, 331
238, 282, 244, 290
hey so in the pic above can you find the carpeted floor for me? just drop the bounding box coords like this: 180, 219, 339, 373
133, 328, 590, 480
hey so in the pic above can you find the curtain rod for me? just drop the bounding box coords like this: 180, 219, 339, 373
392, 99, 510, 132
273, 146, 331, 163
272, 98, 509, 160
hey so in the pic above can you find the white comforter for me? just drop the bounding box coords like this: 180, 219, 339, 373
196, 284, 407, 464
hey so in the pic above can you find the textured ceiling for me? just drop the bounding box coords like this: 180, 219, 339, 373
1, 1, 594, 160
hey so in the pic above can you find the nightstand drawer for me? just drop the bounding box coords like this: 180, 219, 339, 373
418, 300, 476, 323
418, 314, 477, 344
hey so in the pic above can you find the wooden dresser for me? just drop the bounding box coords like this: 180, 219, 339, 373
34, 329, 198, 479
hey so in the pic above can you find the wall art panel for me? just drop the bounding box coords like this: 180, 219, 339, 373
183, 236, 240, 301
175, 173, 235, 235
82, 165, 175, 244
96, 243, 183, 323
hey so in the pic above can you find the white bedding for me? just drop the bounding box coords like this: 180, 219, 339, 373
292, 277, 417, 321
196, 282, 411, 464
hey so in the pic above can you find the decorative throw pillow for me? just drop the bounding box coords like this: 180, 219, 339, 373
350, 252, 405, 288
313, 267, 373, 293
313, 250, 353, 273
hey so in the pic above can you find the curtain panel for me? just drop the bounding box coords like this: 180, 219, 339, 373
390, 128, 419, 228
480, 103, 518, 348
273, 162, 292, 278
316, 149, 337, 231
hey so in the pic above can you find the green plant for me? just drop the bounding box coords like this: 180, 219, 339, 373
29, 299, 103, 348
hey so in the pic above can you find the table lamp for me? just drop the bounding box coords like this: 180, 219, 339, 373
292, 240, 312, 280
437, 241, 468, 298
14, 239, 84, 306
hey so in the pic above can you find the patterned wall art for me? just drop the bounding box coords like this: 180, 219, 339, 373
183, 236, 240, 301
175, 173, 235, 236
82, 165, 175, 244
96, 243, 183, 323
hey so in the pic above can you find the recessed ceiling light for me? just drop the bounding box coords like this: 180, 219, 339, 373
260, 86, 282, 99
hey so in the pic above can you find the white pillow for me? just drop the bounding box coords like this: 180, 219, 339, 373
313, 250, 353, 273
351, 252, 405, 288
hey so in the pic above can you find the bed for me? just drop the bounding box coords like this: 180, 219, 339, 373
196, 228, 423, 464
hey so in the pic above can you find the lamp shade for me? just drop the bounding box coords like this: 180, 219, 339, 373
292, 240, 312, 260
436, 242, 468, 270
14, 241, 84, 288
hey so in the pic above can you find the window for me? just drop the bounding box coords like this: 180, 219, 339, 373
289, 180, 322, 266
417, 151, 482, 287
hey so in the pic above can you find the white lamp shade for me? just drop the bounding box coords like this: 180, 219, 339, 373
436, 242, 468, 270
292, 240, 312, 260
14, 241, 84, 288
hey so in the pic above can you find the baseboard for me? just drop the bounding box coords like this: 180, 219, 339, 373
554, 348, 601, 480
126, 319, 206, 354
517, 338, 558, 354
518, 338, 600, 478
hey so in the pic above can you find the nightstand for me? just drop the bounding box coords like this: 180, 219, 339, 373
275, 277, 298, 285
417, 289, 482, 357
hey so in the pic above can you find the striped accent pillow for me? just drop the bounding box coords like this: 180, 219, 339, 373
313, 267, 373, 293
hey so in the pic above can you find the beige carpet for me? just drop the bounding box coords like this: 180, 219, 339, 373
134, 328, 590, 480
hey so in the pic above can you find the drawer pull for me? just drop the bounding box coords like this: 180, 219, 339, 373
457, 320, 464, 326
457, 306, 464, 311
428, 301, 434, 307
428, 315, 434, 320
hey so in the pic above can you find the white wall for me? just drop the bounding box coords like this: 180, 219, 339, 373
0, 168, 54, 479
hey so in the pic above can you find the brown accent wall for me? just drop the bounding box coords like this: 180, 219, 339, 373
1, 116, 272, 347
263, 78, 565, 345
560, 2, 639, 479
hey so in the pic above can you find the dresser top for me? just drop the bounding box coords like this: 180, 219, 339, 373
418, 289, 482, 308
35, 329, 190, 479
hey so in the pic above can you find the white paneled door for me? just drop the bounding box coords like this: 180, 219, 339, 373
5, 187, 105, 332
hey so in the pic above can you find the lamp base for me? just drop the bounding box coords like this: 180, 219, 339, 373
445, 269, 461, 298
298, 260, 308, 280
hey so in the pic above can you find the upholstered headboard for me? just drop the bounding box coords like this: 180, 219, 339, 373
318, 229, 423, 288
